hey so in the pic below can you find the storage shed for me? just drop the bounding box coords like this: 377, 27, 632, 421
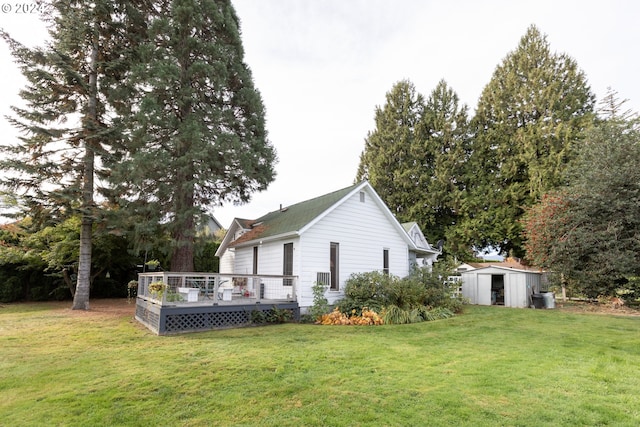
460, 266, 542, 308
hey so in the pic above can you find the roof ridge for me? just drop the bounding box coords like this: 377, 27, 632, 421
230, 182, 364, 246
256, 182, 361, 220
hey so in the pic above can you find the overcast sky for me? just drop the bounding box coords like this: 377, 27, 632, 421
1, 0, 639, 228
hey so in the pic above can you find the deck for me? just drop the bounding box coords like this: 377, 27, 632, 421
135, 272, 299, 335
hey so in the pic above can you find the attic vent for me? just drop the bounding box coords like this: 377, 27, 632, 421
359, 191, 365, 203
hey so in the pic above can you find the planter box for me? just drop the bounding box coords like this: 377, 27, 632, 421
177, 287, 199, 302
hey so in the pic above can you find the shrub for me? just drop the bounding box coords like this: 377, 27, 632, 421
250, 310, 266, 324
385, 277, 427, 309
265, 307, 292, 324
307, 281, 330, 321
319, 307, 383, 326
334, 265, 463, 323
403, 265, 465, 313
337, 271, 397, 315
0, 276, 22, 303
382, 304, 455, 324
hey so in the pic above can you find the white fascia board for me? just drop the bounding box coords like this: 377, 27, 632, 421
215, 221, 239, 257
297, 181, 369, 235
363, 183, 417, 248
232, 231, 299, 249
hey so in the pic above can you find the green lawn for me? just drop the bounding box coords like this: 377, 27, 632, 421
1, 301, 639, 426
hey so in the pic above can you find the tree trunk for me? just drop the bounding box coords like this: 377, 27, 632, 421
170, 50, 195, 273
63, 268, 75, 297
72, 33, 98, 310
73, 218, 93, 310
170, 180, 195, 272
171, 227, 195, 272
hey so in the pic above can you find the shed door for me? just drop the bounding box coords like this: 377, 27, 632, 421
477, 274, 492, 305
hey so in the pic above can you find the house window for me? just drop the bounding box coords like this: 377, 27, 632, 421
383, 249, 389, 275
359, 191, 365, 203
252, 246, 258, 275
330, 242, 339, 291
283, 243, 293, 286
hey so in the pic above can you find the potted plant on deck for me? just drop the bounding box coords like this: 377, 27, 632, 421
148, 281, 166, 299
145, 259, 161, 271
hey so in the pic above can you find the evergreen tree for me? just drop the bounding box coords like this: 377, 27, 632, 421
356, 79, 470, 254
356, 79, 425, 219
413, 80, 470, 251
0, 1, 141, 309
461, 25, 595, 256
108, 0, 276, 272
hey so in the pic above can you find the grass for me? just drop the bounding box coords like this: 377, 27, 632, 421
1, 301, 640, 426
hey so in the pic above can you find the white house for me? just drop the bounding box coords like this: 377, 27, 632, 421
215, 181, 440, 309
402, 222, 441, 270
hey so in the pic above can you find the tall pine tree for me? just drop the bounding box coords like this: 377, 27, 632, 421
356, 79, 425, 219
357, 79, 470, 253
0, 1, 141, 309
108, 0, 276, 271
461, 25, 595, 256
412, 79, 470, 250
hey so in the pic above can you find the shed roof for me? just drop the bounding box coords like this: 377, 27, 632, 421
461, 265, 543, 275
464, 258, 543, 272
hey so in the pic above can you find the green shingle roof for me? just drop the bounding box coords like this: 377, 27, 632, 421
230, 183, 361, 246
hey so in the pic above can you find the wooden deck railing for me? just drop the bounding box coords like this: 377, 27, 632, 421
137, 272, 297, 306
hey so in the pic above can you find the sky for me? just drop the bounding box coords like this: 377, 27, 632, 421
1, 0, 639, 229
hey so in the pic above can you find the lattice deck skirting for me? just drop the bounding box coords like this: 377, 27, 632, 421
135, 298, 300, 335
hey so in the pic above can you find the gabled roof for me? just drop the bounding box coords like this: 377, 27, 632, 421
216, 182, 441, 257
401, 221, 439, 254
215, 183, 363, 256
230, 183, 360, 246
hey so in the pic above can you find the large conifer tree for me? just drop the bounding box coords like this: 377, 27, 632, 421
413, 80, 470, 248
109, 0, 276, 271
461, 25, 595, 256
356, 79, 470, 252
0, 1, 140, 309
356, 80, 425, 219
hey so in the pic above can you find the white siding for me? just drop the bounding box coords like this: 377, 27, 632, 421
232, 239, 301, 277
233, 246, 253, 275
298, 187, 409, 307
461, 272, 478, 304
477, 274, 492, 305
218, 250, 235, 274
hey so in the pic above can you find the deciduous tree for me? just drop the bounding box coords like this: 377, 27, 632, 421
523, 116, 640, 297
